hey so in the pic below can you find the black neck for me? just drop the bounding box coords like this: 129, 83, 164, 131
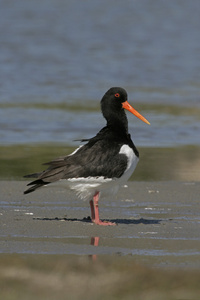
106, 111, 129, 135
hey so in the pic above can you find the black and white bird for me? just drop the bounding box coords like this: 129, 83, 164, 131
24, 87, 150, 225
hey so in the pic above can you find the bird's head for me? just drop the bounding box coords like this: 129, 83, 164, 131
101, 87, 150, 126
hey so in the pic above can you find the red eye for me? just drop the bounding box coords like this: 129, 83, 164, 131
115, 93, 120, 98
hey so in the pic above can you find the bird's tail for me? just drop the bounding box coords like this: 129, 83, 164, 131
24, 180, 45, 194
24, 172, 48, 194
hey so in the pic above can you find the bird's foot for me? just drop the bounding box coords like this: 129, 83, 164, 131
92, 219, 116, 226
90, 192, 116, 226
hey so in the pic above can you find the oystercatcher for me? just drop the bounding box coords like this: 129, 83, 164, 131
24, 87, 150, 225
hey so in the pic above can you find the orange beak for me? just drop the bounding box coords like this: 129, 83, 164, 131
122, 101, 150, 125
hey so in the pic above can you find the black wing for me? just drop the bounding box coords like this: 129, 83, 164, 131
24, 131, 130, 194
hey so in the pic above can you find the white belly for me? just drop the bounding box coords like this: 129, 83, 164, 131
48, 176, 117, 200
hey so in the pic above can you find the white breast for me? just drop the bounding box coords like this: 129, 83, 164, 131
119, 144, 139, 182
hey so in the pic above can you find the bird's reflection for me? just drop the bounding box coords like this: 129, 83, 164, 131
90, 236, 99, 261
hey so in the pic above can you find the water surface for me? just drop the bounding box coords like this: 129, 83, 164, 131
0, 0, 200, 148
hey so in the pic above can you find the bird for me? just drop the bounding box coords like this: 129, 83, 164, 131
24, 87, 150, 226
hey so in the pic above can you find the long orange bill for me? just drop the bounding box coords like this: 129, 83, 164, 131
122, 101, 150, 125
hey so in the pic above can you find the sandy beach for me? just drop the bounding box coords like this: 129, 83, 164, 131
1, 180, 200, 299
0, 180, 200, 299
1, 180, 200, 266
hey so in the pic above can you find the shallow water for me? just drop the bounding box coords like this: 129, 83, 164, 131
0, 0, 200, 148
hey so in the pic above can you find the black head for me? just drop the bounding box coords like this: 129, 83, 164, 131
100, 87, 129, 133
101, 87, 150, 129
101, 87, 128, 116
101, 87, 127, 113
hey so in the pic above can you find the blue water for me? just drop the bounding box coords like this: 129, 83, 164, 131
1, 0, 200, 147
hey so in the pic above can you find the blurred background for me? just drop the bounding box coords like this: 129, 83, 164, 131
0, 0, 200, 181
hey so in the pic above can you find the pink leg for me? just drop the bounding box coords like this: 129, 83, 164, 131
89, 199, 95, 220
89, 191, 116, 226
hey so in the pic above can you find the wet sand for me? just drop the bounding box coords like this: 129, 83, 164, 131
1, 180, 200, 299
1, 180, 200, 268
